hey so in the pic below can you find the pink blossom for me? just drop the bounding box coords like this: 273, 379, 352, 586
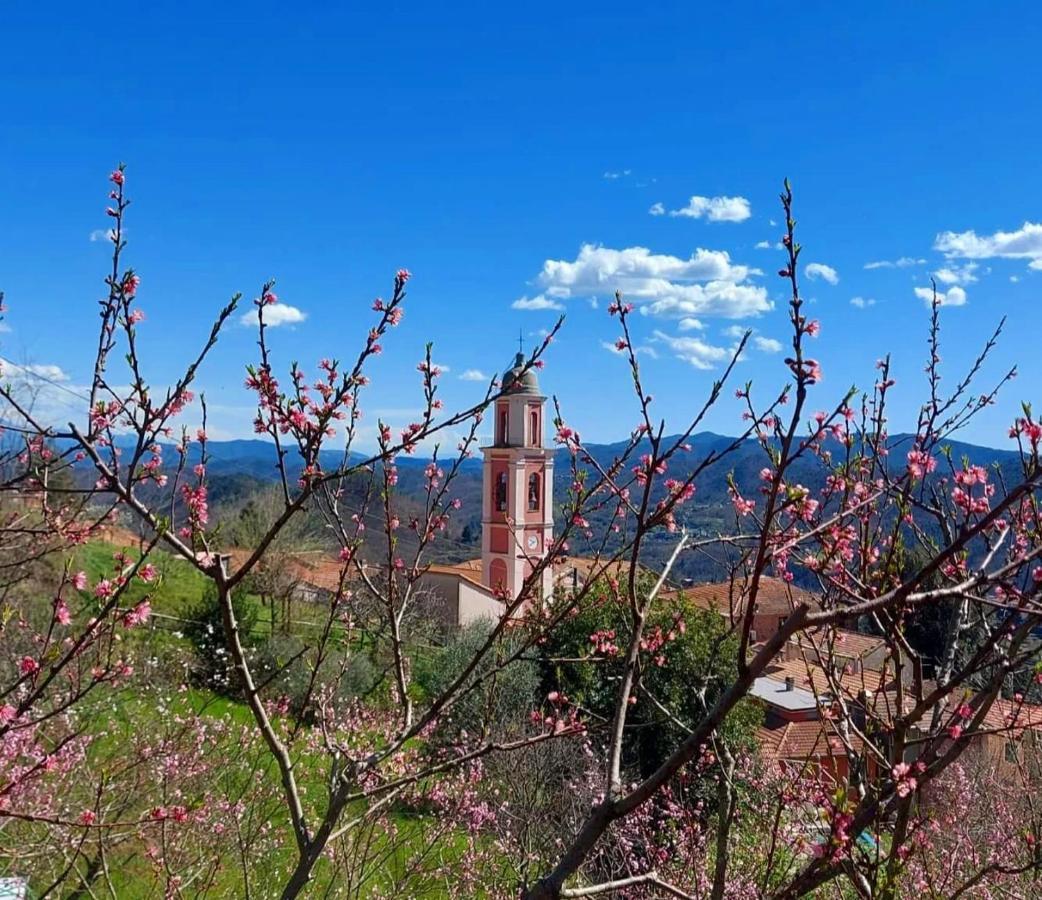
907, 449, 937, 481
19, 656, 40, 676
123, 600, 151, 628
731, 491, 756, 517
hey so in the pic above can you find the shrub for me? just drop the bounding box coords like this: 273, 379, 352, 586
415, 620, 541, 740
182, 583, 259, 694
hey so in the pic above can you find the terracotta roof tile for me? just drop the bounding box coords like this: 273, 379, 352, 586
759, 719, 863, 763
665, 576, 822, 618
791, 627, 887, 660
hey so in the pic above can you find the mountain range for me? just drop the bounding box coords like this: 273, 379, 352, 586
144, 432, 1022, 584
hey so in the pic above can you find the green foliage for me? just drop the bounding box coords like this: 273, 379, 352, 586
414, 621, 541, 740
251, 632, 381, 721
182, 582, 259, 694
541, 579, 761, 777
74, 540, 209, 617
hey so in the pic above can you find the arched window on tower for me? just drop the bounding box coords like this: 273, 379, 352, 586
497, 409, 508, 446
528, 472, 541, 511
495, 472, 508, 512
530, 410, 539, 446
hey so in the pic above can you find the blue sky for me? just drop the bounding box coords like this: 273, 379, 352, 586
4, 2, 1042, 449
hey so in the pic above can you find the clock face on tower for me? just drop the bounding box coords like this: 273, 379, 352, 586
526, 534, 539, 551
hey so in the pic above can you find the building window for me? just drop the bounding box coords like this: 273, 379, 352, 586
498, 410, 508, 446
530, 410, 539, 446
528, 472, 541, 511
495, 472, 508, 512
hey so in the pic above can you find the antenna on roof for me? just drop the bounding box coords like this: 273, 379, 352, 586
518, 327, 525, 355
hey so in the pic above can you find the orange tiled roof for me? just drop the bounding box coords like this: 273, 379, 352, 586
667, 576, 822, 618
759, 719, 864, 763
423, 561, 489, 591
765, 658, 894, 696
761, 659, 920, 725
979, 696, 1042, 736
791, 627, 887, 660
427, 555, 641, 592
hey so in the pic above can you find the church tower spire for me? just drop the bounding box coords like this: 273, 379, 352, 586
480, 351, 554, 606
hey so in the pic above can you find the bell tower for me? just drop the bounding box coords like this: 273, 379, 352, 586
480, 352, 554, 605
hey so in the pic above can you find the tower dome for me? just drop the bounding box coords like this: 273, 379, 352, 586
501, 352, 541, 394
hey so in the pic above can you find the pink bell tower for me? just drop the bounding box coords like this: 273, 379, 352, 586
480, 352, 554, 605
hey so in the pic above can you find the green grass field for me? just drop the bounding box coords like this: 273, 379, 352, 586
15, 538, 486, 898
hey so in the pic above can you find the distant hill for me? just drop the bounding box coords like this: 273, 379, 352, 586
100, 431, 1022, 584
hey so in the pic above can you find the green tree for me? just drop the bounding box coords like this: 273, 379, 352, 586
183, 582, 259, 695
541, 579, 760, 778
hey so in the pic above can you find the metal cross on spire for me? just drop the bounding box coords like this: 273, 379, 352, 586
518, 327, 525, 355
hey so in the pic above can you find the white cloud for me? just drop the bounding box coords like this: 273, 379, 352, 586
535, 244, 770, 320
458, 369, 488, 382
914, 285, 967, 307
89, 228, 116, 243
240, 303, 307, 327
850, 296, 876, 309
652, 330, 730, 370
1010, 275, 1021, 284
934, 223, 1042, 272
640, 287, 768, 320
657, 195, 752, 223
864, 257, 925, 270
677, 317, 704, 332
512, 295, 564, 311
0, 358, 70, 383
603, 169, 631, 180
804, 263, 839, 285
723, 324, 747, 339
541, 244, 749, 289
755, 240, 783, 250
933, 262, 978, 286
0, 358, 86, 431
753, 336, 783, 353
648, 202, 665, 216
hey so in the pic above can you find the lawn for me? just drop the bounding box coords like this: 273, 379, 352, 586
8, 537, 490, 897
